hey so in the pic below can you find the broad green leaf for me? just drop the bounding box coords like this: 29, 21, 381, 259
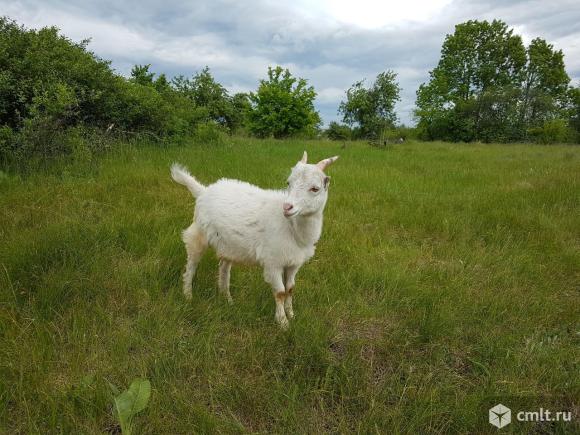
114, 378, 151, 435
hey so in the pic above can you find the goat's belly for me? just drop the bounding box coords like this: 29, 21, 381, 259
198, 220, 260, 264
213, 239, 258, 265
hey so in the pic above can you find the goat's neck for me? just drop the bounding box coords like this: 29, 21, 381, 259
289, 211, 323, 246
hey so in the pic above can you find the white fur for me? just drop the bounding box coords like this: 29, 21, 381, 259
171, 152, 338, 329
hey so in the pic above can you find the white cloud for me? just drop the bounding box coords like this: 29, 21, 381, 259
296, 0, 453, 29
554, 34, 580, 82
317, 87, 346, 104
2, 3, 155, 57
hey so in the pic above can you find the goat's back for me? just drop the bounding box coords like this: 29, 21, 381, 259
194, 179, 287, 264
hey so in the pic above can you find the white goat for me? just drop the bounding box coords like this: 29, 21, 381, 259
171, 151, 339, 329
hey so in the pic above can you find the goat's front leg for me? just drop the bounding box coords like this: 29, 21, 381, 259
263, 266, 288, 330
218, 259, 233, 304
284, 265, 300, 319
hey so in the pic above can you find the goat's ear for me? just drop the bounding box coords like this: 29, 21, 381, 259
324, 176, 331, 190
300, 151, 308, 164
316, 155, 339, 171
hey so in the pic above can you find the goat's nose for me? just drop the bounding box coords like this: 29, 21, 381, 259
283, 202, 294, 212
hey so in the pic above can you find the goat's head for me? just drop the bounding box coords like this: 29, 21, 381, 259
283, 151, 339, 218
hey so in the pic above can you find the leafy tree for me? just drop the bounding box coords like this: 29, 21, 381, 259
439, 20, 526, 100
415, 20, 526, 141
339, 71, 400, 138
415, 19, 571, 143
130, 64, 155, 86
154, 73, 171, 93
172, 67, 234, 127
519, 38, 570, 133
566, 85, 580, 142
247, 66, 321, 138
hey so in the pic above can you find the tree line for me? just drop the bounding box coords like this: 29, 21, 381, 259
0, 17, 321, 165
1, 16, 578, 165
334, 20, 579, 144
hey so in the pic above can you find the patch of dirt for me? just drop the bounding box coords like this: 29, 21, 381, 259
330, 317, 396, 386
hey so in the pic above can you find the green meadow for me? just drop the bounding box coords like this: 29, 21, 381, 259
1, 139, 579, 433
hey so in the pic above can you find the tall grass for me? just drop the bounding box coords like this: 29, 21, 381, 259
1, 138, 578, 433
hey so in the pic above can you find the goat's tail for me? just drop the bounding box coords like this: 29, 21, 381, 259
171, 163, 206, 198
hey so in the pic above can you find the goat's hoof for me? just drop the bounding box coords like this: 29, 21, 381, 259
286, 310, 294, 319
183, 290, 192, 300
220, 291, 233, 305
277, 316, 289, 330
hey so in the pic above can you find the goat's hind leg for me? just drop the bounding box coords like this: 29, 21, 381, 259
182, 223, 207, 299
218, 259, 233, 304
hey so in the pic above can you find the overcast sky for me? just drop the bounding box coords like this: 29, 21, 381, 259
3, 0, 579, 125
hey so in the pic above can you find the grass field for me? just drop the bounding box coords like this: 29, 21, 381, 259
1, 138, 579, 433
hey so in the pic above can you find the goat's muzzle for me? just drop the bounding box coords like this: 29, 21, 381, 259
283, 202, 297, 217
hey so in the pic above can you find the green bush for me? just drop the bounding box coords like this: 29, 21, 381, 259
0, 125, 15, 164
528, 119, 575, 144
382, 125, 418, 141
325, 122, 351, 141
171, 67, 243, 131
0, 17, 221, 165
193, 122, 227, 145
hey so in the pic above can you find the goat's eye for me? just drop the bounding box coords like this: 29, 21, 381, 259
310, 186, 319, 193
286, 181, 290, 187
